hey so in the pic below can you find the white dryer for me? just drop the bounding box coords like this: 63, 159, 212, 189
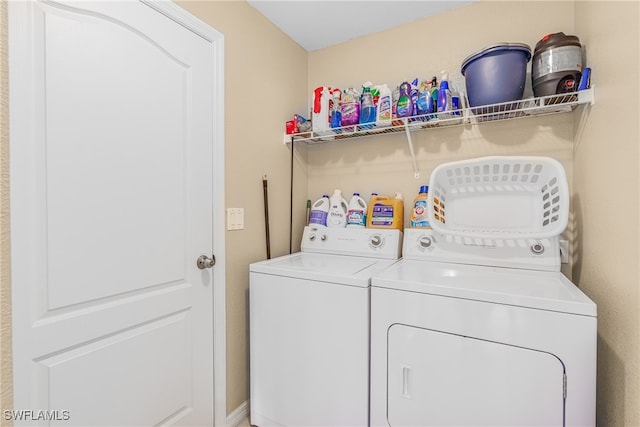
370, 228, 597, 427
371, 156, 597, 427
250, 226, 402, 427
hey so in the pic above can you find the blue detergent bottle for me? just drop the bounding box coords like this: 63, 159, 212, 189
416, 80, 434, 120
359, 82, 376, 128
437, 70, 452, 118
330, 88, 342, 128
410, 78, 419, 118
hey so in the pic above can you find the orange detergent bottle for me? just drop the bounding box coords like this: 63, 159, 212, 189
366, 193, 404, 230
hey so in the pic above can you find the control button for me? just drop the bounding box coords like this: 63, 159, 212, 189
309, 234, 316, 241
419, 236, 433, 249
531, 243, 545, 255
369, 234, 383, 248
320, 234, 327, 242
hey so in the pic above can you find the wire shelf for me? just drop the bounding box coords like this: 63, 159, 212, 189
284, 87, 594, 145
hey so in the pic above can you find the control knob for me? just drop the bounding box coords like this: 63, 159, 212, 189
419, 235, 433, 249
369, 234, 384, 248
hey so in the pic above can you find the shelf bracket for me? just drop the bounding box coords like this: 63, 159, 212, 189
402, 119, 420, 179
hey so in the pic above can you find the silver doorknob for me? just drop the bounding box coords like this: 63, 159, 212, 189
197, 255, 216, 269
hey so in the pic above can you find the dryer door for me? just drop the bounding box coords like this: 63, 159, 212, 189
388, 324, 565, 426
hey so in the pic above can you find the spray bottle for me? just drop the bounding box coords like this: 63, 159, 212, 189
416, 80, 434, 120
341, 88, 360, 129
430, 76, 439, 118
437, 70, 452, 119
359, 82, 376, 128
330, 88, 342, 129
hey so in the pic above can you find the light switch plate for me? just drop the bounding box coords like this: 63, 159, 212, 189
227, 208, 244, 230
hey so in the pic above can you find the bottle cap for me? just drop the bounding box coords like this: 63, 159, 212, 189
420, 185, 429, 193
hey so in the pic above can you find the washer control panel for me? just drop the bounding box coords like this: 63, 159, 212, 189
301, 226, 402, 260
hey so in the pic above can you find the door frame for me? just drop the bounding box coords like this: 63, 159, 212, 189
7, 0, 227, 424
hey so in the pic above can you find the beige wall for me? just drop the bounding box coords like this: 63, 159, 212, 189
574, 1, 640, 425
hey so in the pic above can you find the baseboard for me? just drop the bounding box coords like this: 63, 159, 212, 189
226, 400, 249, 427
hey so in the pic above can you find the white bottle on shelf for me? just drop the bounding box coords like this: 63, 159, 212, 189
327, 189, 349, 228
346, 193, 367, 228
309, 195, 330, 227
376, 84, 392, 128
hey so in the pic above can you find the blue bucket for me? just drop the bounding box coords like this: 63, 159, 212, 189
461, 43, 532, 109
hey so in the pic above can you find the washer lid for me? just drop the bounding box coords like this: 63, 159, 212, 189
250, 252, 399, 287
372, 260, 596, 316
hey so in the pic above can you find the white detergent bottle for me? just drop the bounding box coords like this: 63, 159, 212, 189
376, 84, 392, 128
309, 195, 330, 227
346, 193, 367, 228
327, 189, 349, 228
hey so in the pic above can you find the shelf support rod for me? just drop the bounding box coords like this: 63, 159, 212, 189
403, 119, 420, 179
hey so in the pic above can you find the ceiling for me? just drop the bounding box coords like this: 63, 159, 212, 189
247, 1, 475, 52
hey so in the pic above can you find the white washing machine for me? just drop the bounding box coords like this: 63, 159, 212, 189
370, 228, 597, 427
250, 226, 402, 427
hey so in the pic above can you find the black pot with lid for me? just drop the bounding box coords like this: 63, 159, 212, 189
532, 32, 583, 97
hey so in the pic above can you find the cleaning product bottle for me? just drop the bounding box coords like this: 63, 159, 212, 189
366, 194, 387, 228
309, 195, 330, 227
450, 81, 463, 124
371, 85, 380, 114
327, 189, 349, 228
391, 86, 403, 126
366, 194, 404, 230
346, 193, 367, 228
430, 76, 439, 118
312, 86, 332, 134
394, 192, 405, 230
396, 81, 413, 119
416, 80, 434, 120
359, 82, 376, 128
330, 88, 342, 129
376, 84, 392, 128
437, 70, 452, 118
341, 88, 360, 129
410, 185, 431, 228
410, 78, 419, 119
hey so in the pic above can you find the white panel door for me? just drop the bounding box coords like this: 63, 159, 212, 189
9, 1, 224, 425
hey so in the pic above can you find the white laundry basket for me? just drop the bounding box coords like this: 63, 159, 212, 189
427, 156, 569, 243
